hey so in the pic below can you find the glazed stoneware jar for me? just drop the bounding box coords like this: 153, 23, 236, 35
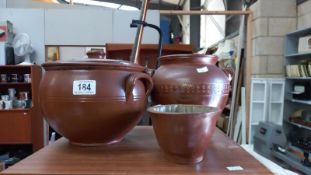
151, 54, 230, 109
148, 104, 220, 164
39, 59, 153, 145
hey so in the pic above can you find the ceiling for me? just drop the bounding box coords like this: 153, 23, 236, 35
41, 0, 260, 11
57, 0, 250, 11
58, 0, 185, 10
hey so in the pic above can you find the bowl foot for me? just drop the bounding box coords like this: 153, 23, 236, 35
164, 154, 204, 164
70, 137, 123, 146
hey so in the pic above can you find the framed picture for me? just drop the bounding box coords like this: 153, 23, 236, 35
45, 46, 60, 62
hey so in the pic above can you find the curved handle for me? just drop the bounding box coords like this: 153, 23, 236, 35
130, 20, 163, 69
221, 67, 234, 82
149, 23, 163, 69
125, 73, 153, 101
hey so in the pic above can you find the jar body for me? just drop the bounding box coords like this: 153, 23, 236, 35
151, 54, 230, 109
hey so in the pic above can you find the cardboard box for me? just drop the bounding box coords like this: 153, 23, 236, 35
0, 161, 4, 172
0, 21, 14, 44
298, 35, 311, 53
217, 114, 229, 133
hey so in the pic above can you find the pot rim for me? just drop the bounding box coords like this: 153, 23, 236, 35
159, 54, 218, 65
147, 104, 220, 115
42, 59, 146, 72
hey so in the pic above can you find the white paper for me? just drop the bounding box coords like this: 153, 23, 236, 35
196, 66, 208, 73
73, 80, 96, 95
226, 166, 244, 171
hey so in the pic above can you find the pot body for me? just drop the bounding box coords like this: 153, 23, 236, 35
152, 54, 230, 109
39, 60, 153, 145
148, 104, 220, 164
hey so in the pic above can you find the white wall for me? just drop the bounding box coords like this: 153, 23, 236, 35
0, 8, 45, 64
113, 10, 160, 43
298, 0, 311, 30
45, 9, 114, 45
0, 8, 160, 63
250, 0, 296, 76
0, 0, 6, 8
45, 9, 159, 45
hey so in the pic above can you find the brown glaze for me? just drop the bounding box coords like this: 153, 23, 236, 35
39, 59, 153, 145
151, 54, 230, 109
148, 104, 220, 164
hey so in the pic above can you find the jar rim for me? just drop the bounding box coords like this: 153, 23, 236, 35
159, 54, 218, 65
42, 59, 146, 72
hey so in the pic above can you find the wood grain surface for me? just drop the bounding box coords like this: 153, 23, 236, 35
1, 126, 272, 175
0, 110, 31, 144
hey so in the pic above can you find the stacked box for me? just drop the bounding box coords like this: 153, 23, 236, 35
0, 21, 14, 44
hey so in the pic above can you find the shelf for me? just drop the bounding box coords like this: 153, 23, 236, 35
285, 51, 311, 58
288, 98, 311, 105
0, 65, 44, 151
0, 82, 31, 85
0, 65, 32, 68
271, 149, 311, 175
252, 100, 265, 103
270, 101, 283, 104
286, 26, 311, 37
286, 77, 311, 80
285, 120, 311, 131
0, 109, 30, 112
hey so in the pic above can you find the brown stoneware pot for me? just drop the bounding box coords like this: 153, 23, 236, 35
148, 104, 220, 164
151, 54, 230, 109
39, 59, 153, 145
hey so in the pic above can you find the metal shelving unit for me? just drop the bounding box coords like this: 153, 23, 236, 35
281, 27, 311, 174
284, 27, 311, 125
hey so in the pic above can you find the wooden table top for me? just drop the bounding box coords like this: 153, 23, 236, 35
1, 126, 272, 175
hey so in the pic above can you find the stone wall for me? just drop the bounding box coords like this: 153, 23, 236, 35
250, 0, 296, 76
298, 0, 311, 30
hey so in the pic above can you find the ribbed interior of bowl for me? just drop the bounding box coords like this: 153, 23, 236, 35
148, 104, 218, 114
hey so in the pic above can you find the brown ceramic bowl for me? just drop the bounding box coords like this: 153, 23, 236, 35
39, 59, 153, 146
148, 104, 220, 164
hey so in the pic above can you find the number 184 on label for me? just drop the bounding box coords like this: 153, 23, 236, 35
73, 80, 96, 95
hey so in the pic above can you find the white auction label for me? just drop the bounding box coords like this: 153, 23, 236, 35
73, 80, 96, 95
196, 66, 208, 73
226, 166, 244, 171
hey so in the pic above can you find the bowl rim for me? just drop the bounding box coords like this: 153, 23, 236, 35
147, 104, 220, 115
